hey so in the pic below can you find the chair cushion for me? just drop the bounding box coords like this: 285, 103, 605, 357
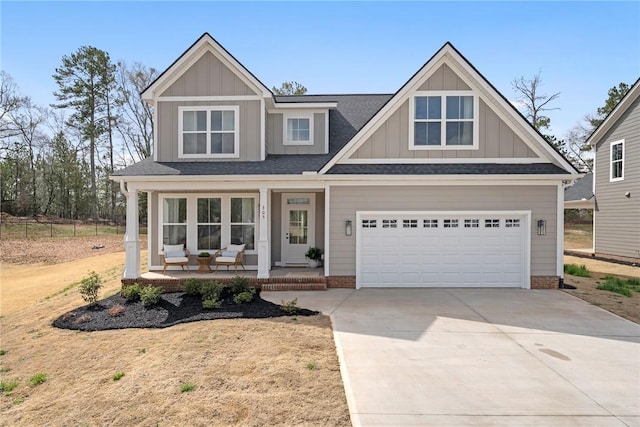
227, 244, 245, 252
164, 257, 189, 263
222, 251, 237, 257
164, 244, 185, 258
215, 256, 237, 263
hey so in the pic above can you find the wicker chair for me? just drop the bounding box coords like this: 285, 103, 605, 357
161, 244, 191, 273
213, 244, 246, 272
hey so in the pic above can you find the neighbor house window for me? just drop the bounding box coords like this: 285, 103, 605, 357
197, 198, 221, 251
179, 106, 239, 158
283, 113, 313, 145
230, 198, 255, 250
610, 140, 624, 181
162, 198, 187, 246
411, 92, 478, 149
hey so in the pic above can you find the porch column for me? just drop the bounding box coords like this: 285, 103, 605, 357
121, 181, 140, 279
257, 188, 270, 279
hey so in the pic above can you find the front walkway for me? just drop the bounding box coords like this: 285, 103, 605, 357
262, 288, 640, 427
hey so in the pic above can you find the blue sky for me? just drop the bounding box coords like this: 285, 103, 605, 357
1, 1, 639, 138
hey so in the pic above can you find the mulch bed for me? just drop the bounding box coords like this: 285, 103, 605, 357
53, 292, 317, 331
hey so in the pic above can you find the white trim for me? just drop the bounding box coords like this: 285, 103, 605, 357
280, 193, 316, 265
152, 100, 158, 161
557, 184, 564, 280
319, 46, 575, 174
324, 110, 329, 154
151, 264, 259, 271
324, 184, 330, 277
142, 35, 271, 100
283, 112, 314, 146
157, 95, 262, 102
177, 105, 240, 159
609, 139, 624, 182
408, 91, 479, 150
564, 199, 594, 210
341, 157, 548, 164
147, 190, 153, 272
587, 79, 640, 148
260, 99, 266, 161
592, 153, 597, 253
355, 210, 531, 289
270, 102, 337, 110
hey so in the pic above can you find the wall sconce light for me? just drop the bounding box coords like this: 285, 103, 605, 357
537, 219, 546, 236
345, 219, 352, 236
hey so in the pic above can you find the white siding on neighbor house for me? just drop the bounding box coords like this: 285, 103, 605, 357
349, 98, 538, 160
156, 100, 261, 162
160, 51, 258, 97
328, 185, 558, 277
594, 96, 640, 259
266, 112, 327, 154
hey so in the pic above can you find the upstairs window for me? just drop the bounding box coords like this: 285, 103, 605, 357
179, 106, 239, 158
283, 113, 313, 145
610, 140, 624, 182
411, 92, 478, 149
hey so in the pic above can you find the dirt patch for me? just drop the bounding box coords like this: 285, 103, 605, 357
563, 255, 640, 324
564, 224, 593, 250
0, 253, 350, 426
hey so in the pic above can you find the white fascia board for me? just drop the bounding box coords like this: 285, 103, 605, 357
341, 157, 550, 164
325, 175, 576, 185
270, 102, 337, 110
564, 199, 595, 209
587, 79, 640, 148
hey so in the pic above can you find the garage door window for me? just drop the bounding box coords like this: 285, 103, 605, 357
362, 219, 377, 228
424, 219, 438, 228
382, 219, 397, 228
485, 219, 500, 228
443, 219, 459, 228
464, 219, 479, 228
505, 219, 520, 228
403, 219, 418, 228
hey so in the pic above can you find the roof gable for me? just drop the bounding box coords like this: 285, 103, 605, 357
587, 78, 640, 149
141, 33, 272, 101
320, 42, 577, 174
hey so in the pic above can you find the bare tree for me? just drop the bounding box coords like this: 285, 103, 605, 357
272, 81, 307, 96
512, 72, 560, 132
0, 71, 25, 143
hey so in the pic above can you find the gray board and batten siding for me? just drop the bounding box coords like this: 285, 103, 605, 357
594, 95, 640, 259
266, 112, 327, 155
328, 185, 558, 277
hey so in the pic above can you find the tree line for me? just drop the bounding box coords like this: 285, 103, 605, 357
0, 47, 158, 220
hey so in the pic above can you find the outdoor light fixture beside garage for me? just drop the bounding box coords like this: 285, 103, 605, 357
537, 219, 546, 236
345, 220, 352, 236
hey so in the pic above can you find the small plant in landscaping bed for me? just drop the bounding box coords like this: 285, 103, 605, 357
182, 278, 203, 296
140, 285, 163, 307
230, 275, 252, 295
564, 264, 590, 277
280, 298, 299, 314
233, 288, 256, 304
201, 281, 223, 301
122, 283, 142, 302
108, 304, 126, 317
112, 372, 125, 381
596, 276, 638, 297
306, 361, 317, 370
29, 373, 48, 386
78, 271, 102, 305
0, 379, 18, 393
202, 297, 222, 310
180, 382, 195, 393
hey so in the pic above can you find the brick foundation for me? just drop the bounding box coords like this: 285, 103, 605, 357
530, 275, 560, 289
326, 276, 356, 289
121, 276, 327, 293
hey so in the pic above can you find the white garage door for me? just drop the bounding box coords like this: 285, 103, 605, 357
357, 212, 529, 288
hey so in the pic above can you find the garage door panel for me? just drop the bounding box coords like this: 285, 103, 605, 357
359, 212, 527, 288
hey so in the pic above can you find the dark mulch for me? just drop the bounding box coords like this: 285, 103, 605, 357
53, 291, 317, 331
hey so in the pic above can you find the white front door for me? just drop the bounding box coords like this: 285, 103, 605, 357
281, 193, 315, 265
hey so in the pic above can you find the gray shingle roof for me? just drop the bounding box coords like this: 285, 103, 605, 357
327, 163, 571, 175
564, 174, 594, 201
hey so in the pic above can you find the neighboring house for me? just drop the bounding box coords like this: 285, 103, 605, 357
587, 79, 640, 261
564, 173, 594, 209
111, 33, 579, 289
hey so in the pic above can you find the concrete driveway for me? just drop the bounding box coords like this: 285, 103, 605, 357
263, 288, 640, 427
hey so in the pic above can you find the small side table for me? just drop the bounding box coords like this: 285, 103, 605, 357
196, 256, 213, 273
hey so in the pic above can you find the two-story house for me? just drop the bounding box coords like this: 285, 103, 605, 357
112, 33, 579, 289
587, 79, 640, 262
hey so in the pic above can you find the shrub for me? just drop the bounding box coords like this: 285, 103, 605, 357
140, 285, 163, 307
78, 271, 102, 305
202, 297, 222, 310
0, 379, 18, 393
280, 298, 299, 314
230, 275, 251, 295
233, 288, 256, 304
122, 284, 142, 302
200, 281, 223, 301
112, 372, 125, 381
181, 382, 195, 393
30, 373, 48, 385
108, 304, 126, 317
563, 264, 590, 277
182, 278, 203, 296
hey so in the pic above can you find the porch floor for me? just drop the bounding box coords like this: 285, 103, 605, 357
141, 266, 324, 280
